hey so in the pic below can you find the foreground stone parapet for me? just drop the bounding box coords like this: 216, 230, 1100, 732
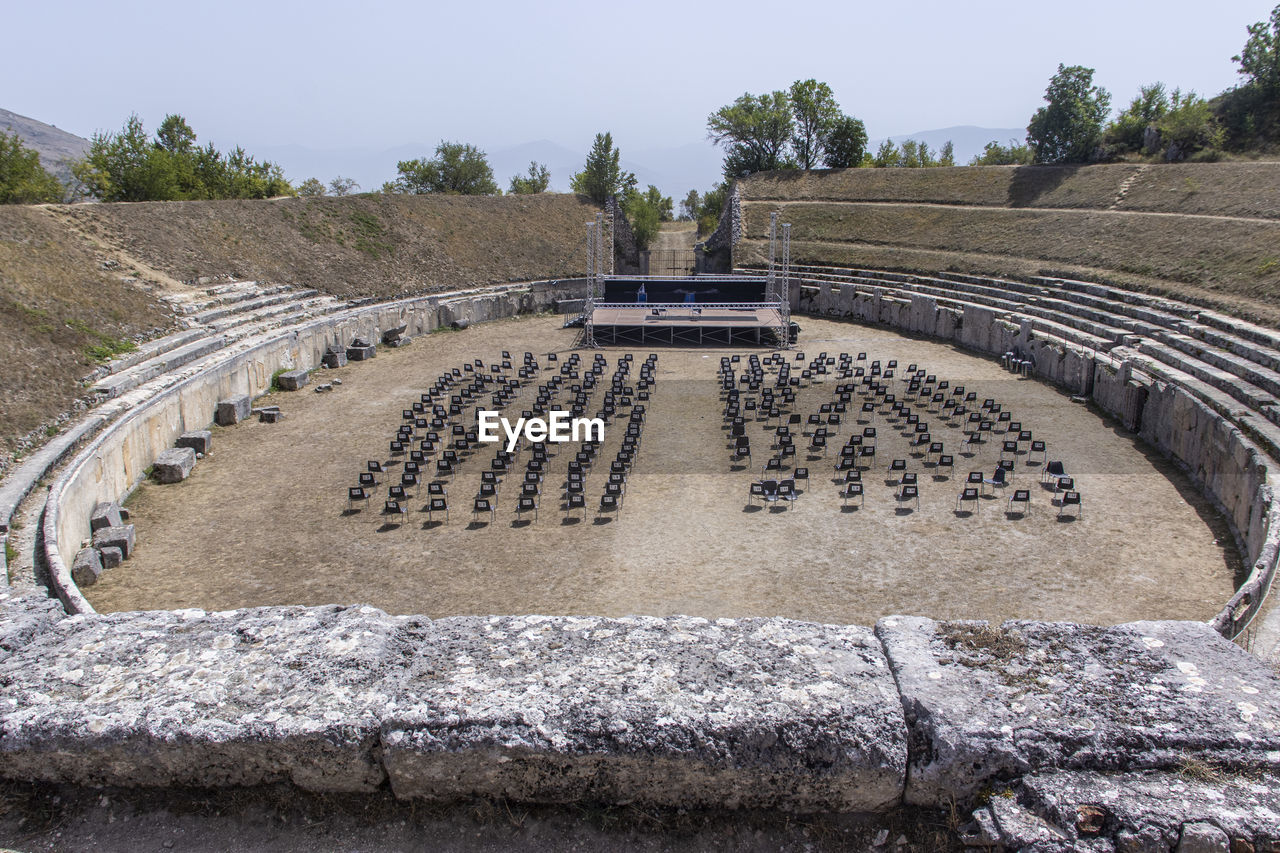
966, 769, 1280, 850
0, 605, 397, 792
876, 616, 1280, 806
0, 608, 906, 812
381, 616, 906, 813
0, 592, 64, 662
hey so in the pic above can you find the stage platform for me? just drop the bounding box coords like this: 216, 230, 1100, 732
589, 303, 787, 346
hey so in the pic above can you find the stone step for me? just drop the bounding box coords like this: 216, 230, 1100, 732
1153, 330, 1280, 400
1136, 339, 1277, 410
89, 334, 229, 399
85, 327, 209, 382
191, 289, 317, 325
206, 295, 346, 335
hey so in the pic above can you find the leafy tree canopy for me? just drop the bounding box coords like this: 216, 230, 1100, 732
1234, 5, 1280, 94
570, 133, 635, 204
678, 189, 700, 222
969, 139, 1034, 166
0, 130, 64, 204
824, 115, 869, 168
391, 141, 499, 195
708, 91, 795, 179
328, 176, 359, 196
789, 79, 841, 169
508, 161, 551, 194
297, 177, 326, 197
623, 185, 671, 251
1027, 64, 1112, 163
72, 113, 293, 202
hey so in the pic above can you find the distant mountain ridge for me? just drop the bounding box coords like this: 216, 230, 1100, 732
0, 108, 90, 185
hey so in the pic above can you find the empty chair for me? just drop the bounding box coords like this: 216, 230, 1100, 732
1007, 489, 1031, 516
897, 484, 920, 510
367, 460, 385, 475
427, 481, 447, 498
383, 498, 407, 519
760, 479, 780, 507
358, 472, 377, 489
842, 481, 864, 508
1028, 440, 1047, 465
936, 454, 954, 478
749, 481, 766, 505
956, 487, 981, 514
516, 495, 539, 523
983, 466, 1008, 492
1054, 476, 1075, 495
1042, 460, 1069, 484
1058, 490, 1082, 518
347, 486, 369, 511
889, 458, 907, 479
401, 471, 420, 494
1000, 440, 1019, 461
566, 492, 587, 519
599, 492, 621, 518
420, 491, 447, 523
778, 479, 798, 509
473, 496, 496, 524
900, 471, 918, 488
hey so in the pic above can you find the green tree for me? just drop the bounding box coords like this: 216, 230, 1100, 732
393, 141, 499, 195
938, 140, 956, 167
1027, 64, 1112, 163
824, 115, 869, 168
789, 79, 841, 169
569, 133, 636, 204
0, 130, 64, 203
508, 161, 551, 194
328, 176, 359, 196
73, 113, 293, 201
623, 185, 670, 250
1105, 83, 1169, 153
707, 91, 794, 178
678, 189, 700, 221
969, 140, 1034, 165
1157, 90, 1224, 159
872, 139, 901, 167
695, 181, 729, 236
297, 177, 326, 196
1234, 5, 1280, 94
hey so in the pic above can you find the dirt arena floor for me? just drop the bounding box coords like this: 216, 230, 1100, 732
84, 314, 1241, 626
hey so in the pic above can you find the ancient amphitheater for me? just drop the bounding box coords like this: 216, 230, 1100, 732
3, 166, 1280, 849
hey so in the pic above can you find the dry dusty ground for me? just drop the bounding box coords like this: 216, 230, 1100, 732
86, 314, 1239, 626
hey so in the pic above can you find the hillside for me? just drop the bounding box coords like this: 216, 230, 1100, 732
0, 108, 90, 186
0, 207, 173, 457
51, 192, 596, 300
0, 192, 597, 466
730, 163, 1280, 324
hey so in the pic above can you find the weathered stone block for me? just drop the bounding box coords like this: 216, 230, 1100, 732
381, 325, 407, 344
276, 369, 309, 391
387, 336, 412, 348
98, 546, 123, 569
0, 605, 398, 792
258, 409, 284, 423
321, 346, 347, 368
153, 447, 196, 484
381, 616, 907, 813
91, 525, 135, 560
0, 593, 65, 662
71, 549, 102, 587
876, 616, 1280, 806
346, 345, 376, 361
214, 395, 251, 426
89, 502, 123, 532
175, 430, 212, 456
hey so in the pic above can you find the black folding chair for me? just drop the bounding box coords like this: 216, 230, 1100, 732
473, 497, 495, 524
516, 495, 539, 523
956, 487, 980, 514
347, 486, 369, 511
898, 484, 920, 510
842, 482, 864, 508
1058, 490, 1082, 518
1007, 489, 1031, 516
427, 496, 449, 524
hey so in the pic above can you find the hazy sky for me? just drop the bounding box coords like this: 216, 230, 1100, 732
7, 0, 1274, 160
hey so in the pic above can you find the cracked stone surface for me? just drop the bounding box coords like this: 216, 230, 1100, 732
381, 615, 906, 812
876, 616, 1280, 805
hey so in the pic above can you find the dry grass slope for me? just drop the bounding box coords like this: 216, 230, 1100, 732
56, 193, 598, 300
0, 207, 172, 455
736, 164, 1280, 323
